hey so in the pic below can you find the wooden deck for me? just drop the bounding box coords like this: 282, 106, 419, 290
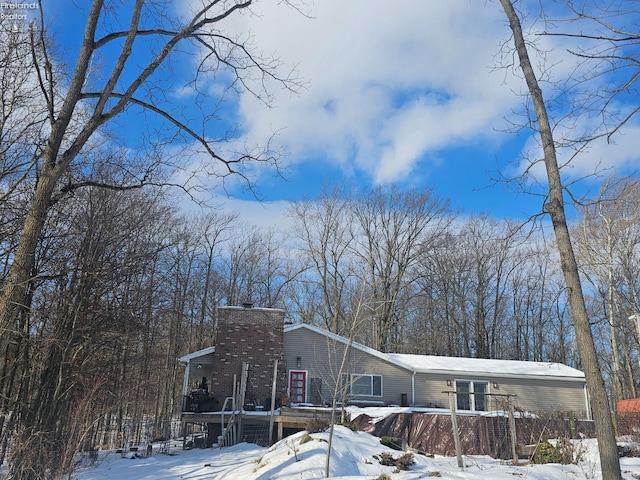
181, 406, 336, 442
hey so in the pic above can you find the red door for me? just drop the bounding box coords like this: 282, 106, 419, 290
289, 370, 307, 404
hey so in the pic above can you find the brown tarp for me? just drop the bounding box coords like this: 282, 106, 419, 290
350, 412, 595, 459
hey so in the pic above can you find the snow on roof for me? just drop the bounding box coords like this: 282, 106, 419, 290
387, 353, 585, 380
285, 323, 585, 381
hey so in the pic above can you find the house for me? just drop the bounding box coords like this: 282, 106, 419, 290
179, 306, 590, 421
283, 323, 590, 419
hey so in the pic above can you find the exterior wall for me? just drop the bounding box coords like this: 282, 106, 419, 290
283, 327, 413, 405
210, 306, 287, 406
413, 372, 588, 417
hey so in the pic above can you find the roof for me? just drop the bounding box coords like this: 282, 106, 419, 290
387, 353, 585, 380
618, 398, 640, 413
284, 323, 585, 382
178, 346, 215, 364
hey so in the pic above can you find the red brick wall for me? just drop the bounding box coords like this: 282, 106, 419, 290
210, 306, 287, 407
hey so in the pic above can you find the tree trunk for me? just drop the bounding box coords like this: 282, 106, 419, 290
499, 1, 622, 479
0, 164, 59, 366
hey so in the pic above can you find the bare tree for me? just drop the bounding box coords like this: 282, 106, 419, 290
499, 1, 622, 478
1, 183, 177, 478
508, 239, 564, 362
193, 212, 239, 349
350, 186, 451, 352
322, 283, 372, 478
573, 177, 640, 400
411, 216, 553, 360
0, 2, 294, 476
0, 0, 293, 378
288, 185, 357, 334
543, 1, 640, 143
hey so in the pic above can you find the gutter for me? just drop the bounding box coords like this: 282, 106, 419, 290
410, 368, 586, 384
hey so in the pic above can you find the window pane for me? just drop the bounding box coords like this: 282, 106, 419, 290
474, 382, 488, 411
457, 381, 470, 393
373, 376, 382, 397
351, 375, 372, 395
456, 381, 470, 410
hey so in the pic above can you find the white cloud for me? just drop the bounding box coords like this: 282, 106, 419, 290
173, 0, 640, 212
511, 116, 640, 185
206, 1, 520, 185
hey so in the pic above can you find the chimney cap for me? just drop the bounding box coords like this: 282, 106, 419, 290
242, 301, 254, 308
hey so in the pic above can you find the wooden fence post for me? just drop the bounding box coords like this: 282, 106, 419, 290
508, 395, 518, 464
448, 392, 463, 469
269, 359, 278, 445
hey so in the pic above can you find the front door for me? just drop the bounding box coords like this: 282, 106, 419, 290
289, 370, 307, 404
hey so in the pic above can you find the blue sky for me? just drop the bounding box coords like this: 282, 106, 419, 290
38, 1, 640, 227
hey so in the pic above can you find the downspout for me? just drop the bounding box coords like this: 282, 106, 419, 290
411, 371, 416, 406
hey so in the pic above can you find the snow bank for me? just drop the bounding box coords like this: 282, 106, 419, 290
72, 426, 640, 480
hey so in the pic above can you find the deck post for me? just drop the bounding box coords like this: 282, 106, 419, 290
508, 395, 519, 464
448, 392, 463, 469
269, 359, 278, 445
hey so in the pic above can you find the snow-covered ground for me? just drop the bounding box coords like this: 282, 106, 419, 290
72, 425, 640, 480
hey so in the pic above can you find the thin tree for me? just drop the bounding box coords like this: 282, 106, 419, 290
499, 1, 622, 478
574, 177, 640, 399
323, 282, 371, 478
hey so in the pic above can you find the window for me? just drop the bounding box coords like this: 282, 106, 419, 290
455, 380, 489, 411
474, 382, 488, 411
341, 374, 383, 397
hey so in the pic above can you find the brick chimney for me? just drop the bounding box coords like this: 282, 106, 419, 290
210, 305, 287, 407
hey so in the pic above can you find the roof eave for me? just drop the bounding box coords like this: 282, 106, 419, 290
178, 346, 216, 364
412, 368, 586, 382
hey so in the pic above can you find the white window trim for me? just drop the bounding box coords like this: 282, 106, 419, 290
454, 379, 489, 411
342, 373, 383, 397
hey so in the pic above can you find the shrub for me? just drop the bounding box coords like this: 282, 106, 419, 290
531, 441, 563, 464
620, 444, 640, 457
372, 474, 391, 480
374, 452, 414, 470
379, 436, 403, 450
338, 420, 358, 431
305, 417, 329, 433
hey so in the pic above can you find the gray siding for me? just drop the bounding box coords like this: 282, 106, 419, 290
283, 325, 588, 418
283, 328, 412, 405
414, 372, 588, 417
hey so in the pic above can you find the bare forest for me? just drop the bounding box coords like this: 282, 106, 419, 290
3, 177, 640, 467
1, 0, 640, 479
